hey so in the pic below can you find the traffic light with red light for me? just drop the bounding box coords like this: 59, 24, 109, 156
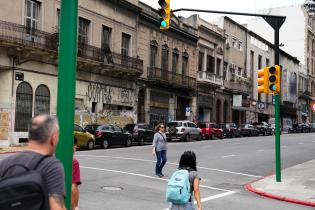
268, 65, 281, 94
257, 67, 269, 94
158, 0, 171, 30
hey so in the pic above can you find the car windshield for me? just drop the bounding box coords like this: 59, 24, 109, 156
197, 123, 206, 128
98, 125, 111, 131
168, 122, 182, 127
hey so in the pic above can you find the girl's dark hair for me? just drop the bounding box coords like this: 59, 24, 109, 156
178, 151, 197, 171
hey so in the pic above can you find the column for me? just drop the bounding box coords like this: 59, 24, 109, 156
144, 87, 150, 124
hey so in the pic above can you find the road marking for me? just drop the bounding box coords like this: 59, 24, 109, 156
233, 143, 241, 145
256, 149, 264, 152
221, 155, 236, 158
77, 154, 261, 178
312, 141, 315, 143
80, 165, 232, 192
281, 146, 288, 148
255, 140, 262, 142
162, 191, 236, 210
298, 142, 305, 145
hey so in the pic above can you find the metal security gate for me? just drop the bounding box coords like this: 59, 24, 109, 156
15, 82, 33, 131
34, 84, 50, 116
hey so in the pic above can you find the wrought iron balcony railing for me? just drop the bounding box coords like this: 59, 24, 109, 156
0, 21, 143, 72
197, 71, 223, 86
147, 67, 196, 89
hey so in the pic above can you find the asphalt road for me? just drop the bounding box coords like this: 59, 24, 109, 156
1, 133, 315, 210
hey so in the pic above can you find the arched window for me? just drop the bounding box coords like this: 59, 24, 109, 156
172, 48, 179, 73
161, 44, 169, 70
34, 84, 50, 116
15, 82, 33, 131
150, 40, 158, 67
182, 52, 189, 75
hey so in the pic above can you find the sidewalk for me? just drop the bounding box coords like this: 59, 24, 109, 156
246, 159, 315, 207
0, 145, 28, 154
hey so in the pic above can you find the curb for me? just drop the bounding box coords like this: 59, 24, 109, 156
0, 151, 17, 155
245, 182, 315, 207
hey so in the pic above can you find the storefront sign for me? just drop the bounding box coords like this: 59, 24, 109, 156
185, 107, 191, 117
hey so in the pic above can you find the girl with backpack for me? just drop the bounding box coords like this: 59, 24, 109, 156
168, 151, 202, 210
152, 123, 167, 177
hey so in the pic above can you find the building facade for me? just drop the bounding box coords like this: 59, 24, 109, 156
137, 2, 198, 127
0, 0, 143, 146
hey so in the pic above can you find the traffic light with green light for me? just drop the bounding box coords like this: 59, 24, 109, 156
257, 67, 269, 94
158, 0, 171, 29
268, 65, 281, 94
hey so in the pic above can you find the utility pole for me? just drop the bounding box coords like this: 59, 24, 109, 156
55, 0, 78, 209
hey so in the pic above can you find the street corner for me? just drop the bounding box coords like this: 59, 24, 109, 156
245, 162, 315, 208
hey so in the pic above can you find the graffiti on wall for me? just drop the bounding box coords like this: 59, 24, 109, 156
86, 82, 112, 104
86, 82, 134, 106
121, 89, 130, 104
0, 112, 9, 140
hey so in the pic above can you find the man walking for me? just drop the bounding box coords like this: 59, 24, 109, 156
0, 114, 66, 210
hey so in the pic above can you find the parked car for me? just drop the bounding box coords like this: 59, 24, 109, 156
197, 122, 223, 140
74, 124, 95, 150
95, 124, 132, 149
288, 123, 302, 133
124, 123, 155, 145
84, 124, 100, 136
239, 124, 259, 137
309, 123, 315, 132
218, 123, 240, 138
167, 121, 202, 142
252, 122, 273, 136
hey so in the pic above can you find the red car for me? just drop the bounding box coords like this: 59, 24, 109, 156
197, 122, 223, 140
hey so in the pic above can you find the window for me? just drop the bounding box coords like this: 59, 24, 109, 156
121, 33, 131, 58
238, 41, 243, 51
34, 85, 50, 116
15, 82, 33, 131
172, 49, 179, 73
224, 34, 229, 44
78, 17, 90, 44
161, 45, 169, 70
92, 102, 97, 113
206, 55, 214, 73
266, 58, 270, 67
56, 9, 60, 30
223, 62, 228, 80
232, 38, 237, 48
198, 52, 204, 71
182, 52, 189, 75
238, 67, 242, 76
150, 41, 158, 67
258, 55, 262, 69
113, 126, 122, 132
216, 58, 221, 75
250, 50, 254, 72
25, 0, 40, 38
101, 26, 112, 49
74, 125, 83, 132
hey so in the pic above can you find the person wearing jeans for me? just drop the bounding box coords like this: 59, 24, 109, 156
152, 123, 167, 177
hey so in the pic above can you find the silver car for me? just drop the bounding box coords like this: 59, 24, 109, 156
166, 121, 202, 142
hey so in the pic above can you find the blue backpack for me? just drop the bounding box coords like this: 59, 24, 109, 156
166, 169, 191, 204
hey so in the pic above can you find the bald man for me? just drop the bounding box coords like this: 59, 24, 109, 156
0, 114, 66, 210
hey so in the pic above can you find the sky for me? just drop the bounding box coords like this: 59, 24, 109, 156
140, 0, 306, 23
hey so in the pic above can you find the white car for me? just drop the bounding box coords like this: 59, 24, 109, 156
166, 121, 202, 142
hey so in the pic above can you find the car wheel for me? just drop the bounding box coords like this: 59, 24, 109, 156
87, 140, 94, 150
210, 134, 214, 140
264, 131, 267, 136
139, 136, 145, 146
220, 133, 224, 139
185, 134, 190, 142
197, 134, 202, 141
102, 139, 109, 149
125, 138, 132, 147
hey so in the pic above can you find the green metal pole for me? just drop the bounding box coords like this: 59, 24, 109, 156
274, 24, 281, 182
275, 94, 281, 182
55, 0, 78, 209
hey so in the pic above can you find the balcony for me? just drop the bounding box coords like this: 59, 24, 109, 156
197, 71, 223, 86
147, 67, 196, 90
0, 21, 143, 77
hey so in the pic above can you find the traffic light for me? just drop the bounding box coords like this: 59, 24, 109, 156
268, 65, 281, 94
158, 0, 171, 29
257, 67, 269, 94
